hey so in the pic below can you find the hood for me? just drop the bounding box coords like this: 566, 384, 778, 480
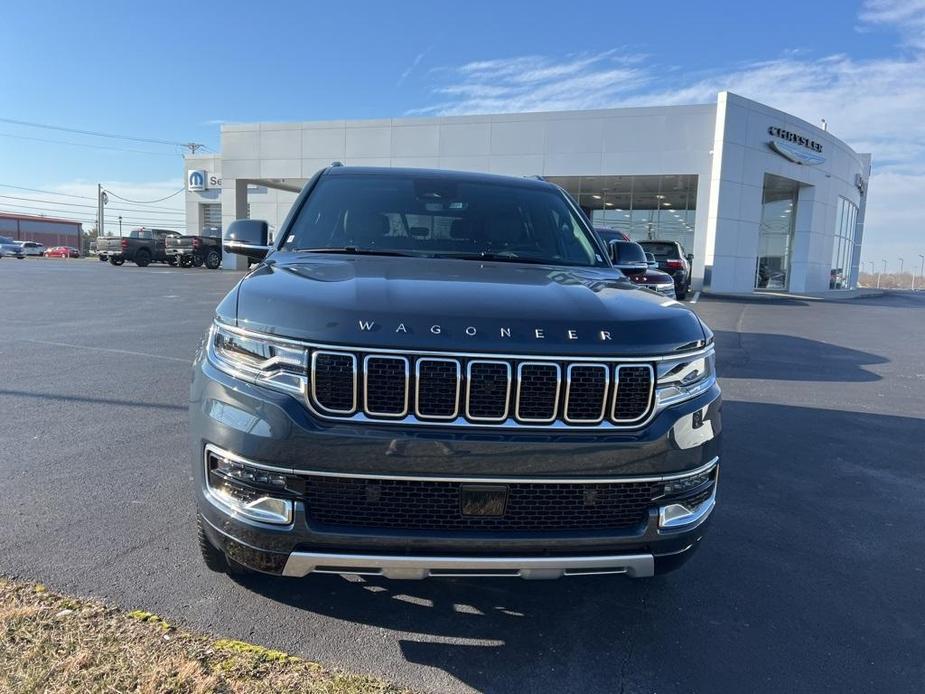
627, 269, 674, 284
230, 253, 706, 356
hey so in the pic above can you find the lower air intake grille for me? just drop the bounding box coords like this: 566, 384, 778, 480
304, 476, 659, 531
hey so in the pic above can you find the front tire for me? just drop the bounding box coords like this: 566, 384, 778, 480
134, 250, 151, 267
167, 256, 178, 266
205, 250, 221, 270
109, 257, 124, 266
179, 255, 193, 268
192, 255, 204, 268
197, 515, 228, 573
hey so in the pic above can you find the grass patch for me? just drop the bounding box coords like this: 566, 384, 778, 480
0, 577, 410, 693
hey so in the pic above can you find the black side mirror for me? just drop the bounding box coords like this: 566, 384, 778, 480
686, 253, 694, 262
224, 220, 269, 260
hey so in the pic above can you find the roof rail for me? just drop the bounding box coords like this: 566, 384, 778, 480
330, 161, 344, 167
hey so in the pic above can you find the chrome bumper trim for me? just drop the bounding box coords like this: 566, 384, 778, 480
281, 551, 655, 579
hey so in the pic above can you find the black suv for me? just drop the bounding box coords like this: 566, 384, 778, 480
639, 240, 693, 300
192, 167, 721, 581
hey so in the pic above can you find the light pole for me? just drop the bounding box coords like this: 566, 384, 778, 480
916, 254, 925, 292
878, 259, 887, 289
118, 216, 122, 236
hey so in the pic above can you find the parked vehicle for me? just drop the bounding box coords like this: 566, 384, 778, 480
44, 246, 80, 258
17, 241, 45, 256
193, 166, 721, 580
638, 240, 694, 300
97, 228, 181, 267
166, 228, 223, 269
0, 236, 26, 259
596, 230, 676, 298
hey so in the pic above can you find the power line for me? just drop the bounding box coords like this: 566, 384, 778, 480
0, 183, 188, 211
0, 132, 182, 157
0, 116, 199, 149
104, 188, 185, 204
0, 202, 187, 228
0, 193, 185, 217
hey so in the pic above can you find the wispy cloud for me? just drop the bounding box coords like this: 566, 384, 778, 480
397, 48, 430, 87
411, 4, 925, 263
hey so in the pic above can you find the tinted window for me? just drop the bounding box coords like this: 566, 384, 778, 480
639, 241, 680, 259
613, 241, 647, 263
127, 229, 153, 239
283, 173, 606, 267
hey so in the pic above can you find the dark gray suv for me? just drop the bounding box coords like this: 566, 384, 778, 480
192, 166, 722, 581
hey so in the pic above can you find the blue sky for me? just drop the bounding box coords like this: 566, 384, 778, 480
1, 0, 923, 266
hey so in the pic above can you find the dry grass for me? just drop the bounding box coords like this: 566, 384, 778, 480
0, 577, 410, 694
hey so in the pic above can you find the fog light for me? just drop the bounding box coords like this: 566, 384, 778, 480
205, 449, 293, 525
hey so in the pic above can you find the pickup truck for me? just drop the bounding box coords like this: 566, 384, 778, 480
166, 228, 223, 269
97, 228, 181, 267
193, 165, 721, 581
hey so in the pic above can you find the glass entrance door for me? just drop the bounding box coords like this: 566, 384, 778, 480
755, 174, 800, 290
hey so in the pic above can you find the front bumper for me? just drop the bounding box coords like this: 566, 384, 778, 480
192, 354, 722, 578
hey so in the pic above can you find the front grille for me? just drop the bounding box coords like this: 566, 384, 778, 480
306, 348, 657, 428
613, 365, 654, 422
311, 352, 356, 413
304, 476, 659, 531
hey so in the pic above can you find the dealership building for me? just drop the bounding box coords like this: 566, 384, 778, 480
184, 91, 870, 293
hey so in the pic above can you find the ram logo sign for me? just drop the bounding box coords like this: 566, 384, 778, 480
187, 170, 207, 191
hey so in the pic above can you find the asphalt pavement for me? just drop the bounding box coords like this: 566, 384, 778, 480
1, 258, 923, 693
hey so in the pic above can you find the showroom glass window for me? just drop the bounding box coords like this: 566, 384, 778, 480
830, 197, 858, 289
755, 174, 799, 290
545, 175, 697, 255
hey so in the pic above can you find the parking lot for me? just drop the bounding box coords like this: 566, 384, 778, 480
1, 258, 923, 693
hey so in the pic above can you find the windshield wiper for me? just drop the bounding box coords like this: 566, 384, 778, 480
433, 252, 554, 266
293, 247, 418, 257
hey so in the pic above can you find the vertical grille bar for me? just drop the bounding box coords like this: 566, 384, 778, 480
466, 360, 511, 422
311, 351, 357, 414
415, 358, 461, 420
612, 364, 654, 423
515, 362, 561, 423
564, 364, 610, 424
363, 355, 409, 417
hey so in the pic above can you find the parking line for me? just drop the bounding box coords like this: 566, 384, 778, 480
690, 291, 701, 304
22, 339, 190, 363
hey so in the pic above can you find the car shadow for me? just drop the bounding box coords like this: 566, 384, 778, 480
714, 331, 887, 382
226, 401, 925, 694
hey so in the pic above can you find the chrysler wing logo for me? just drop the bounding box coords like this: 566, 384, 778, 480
769, 139, 826, 166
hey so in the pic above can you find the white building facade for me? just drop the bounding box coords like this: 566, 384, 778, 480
184, 91, 871, 293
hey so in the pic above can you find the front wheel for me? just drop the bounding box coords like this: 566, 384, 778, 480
98, 255, 107, 262
109, 257, 124, 266
134, 250, 151, 267
179, 255, 193, 268
204, 250, 222, 270
191, 255, 204, 268
167, 256, 178, 267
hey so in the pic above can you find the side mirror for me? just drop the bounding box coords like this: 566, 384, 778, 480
224, 220, 269, 260
686, 253, 694, 262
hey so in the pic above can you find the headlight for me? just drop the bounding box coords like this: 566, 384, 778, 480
654, 348, 716, 408
207, 321, 307, 395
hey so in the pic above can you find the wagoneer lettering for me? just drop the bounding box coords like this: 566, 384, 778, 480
192, 166, 722, 580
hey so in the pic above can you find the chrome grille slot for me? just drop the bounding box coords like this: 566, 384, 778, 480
363, 355, 408, 417
564, 364, 609, 424
515, 362, 561, 423
466, 361, 511, 421
613, 364, 654, 422
415, 358, 460, 419
311, 351, 357, 414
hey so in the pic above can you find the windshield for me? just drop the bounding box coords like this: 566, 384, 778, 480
640, 241, 681, 259
282, 173, 607, 267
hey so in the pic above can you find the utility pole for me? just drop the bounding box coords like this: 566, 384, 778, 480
118, 216, 122, 236
98, 183, 102, 237
184, 143, 206, 155
916, 254, 925, 292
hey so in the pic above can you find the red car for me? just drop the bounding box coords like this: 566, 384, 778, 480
44, 246, 80, 258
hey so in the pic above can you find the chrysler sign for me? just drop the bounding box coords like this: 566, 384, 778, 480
768, 126, 825, 166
